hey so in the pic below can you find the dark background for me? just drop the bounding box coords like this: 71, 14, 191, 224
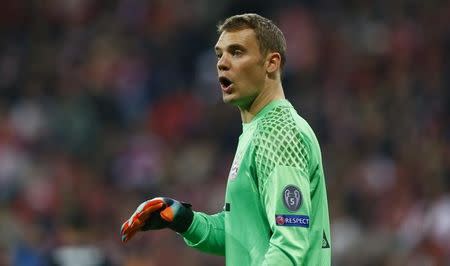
0, 0, 449, 265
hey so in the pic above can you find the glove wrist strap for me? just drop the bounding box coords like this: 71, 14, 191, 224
169, 203, 194, 233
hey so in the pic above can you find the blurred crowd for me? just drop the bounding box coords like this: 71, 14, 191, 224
0, 0, 449, 265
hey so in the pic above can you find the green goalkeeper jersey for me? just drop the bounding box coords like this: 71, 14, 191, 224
182, 99, 331, 265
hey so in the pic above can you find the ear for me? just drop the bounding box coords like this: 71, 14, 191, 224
265, 52, 281, 74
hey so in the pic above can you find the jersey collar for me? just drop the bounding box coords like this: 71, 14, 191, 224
242, 99, 292, 129
253, 99, 291, 121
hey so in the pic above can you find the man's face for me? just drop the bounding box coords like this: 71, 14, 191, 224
215, 28, 267, 108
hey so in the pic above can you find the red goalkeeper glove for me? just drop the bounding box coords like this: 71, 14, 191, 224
120, 197, 194, 243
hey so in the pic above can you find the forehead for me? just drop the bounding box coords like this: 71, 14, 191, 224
215, 28, 259, 51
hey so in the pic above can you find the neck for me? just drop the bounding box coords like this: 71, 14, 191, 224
239, 81, 285, 123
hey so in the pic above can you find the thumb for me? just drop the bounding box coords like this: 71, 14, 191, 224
160, 205, 175, 222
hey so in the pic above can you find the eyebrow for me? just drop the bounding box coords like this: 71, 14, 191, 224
215, 43, 246, 53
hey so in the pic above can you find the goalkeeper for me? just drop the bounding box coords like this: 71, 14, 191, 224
121, 13, 331, 266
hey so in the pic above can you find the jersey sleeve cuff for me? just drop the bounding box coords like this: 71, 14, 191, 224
181, 211, 207, 244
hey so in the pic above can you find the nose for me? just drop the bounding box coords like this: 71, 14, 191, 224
217, 54, 230, 71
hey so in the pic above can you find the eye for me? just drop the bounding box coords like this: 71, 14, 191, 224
216, 53, 222, 59
232, 49, 243, 57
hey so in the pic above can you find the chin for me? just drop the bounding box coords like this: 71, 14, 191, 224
222, 93, 236, 104
223, 94, 252, 109
223, 95, 242, 107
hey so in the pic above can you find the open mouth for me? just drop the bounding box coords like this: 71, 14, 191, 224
219, 76, 233, 88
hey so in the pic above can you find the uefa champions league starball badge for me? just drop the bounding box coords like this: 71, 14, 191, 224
282, 185, 302, 212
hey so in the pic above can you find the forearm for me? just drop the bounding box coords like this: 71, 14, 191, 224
182, 211, 225, 256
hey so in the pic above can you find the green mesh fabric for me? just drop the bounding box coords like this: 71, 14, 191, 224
254, 106, 309, 183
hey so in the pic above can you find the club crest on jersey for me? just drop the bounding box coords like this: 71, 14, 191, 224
283, 185, 302, 212
228, 155, 241, 180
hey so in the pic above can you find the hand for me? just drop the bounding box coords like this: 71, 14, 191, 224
120, 197, 194, 243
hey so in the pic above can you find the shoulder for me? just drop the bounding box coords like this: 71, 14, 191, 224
252, 105, 310, 168
254, 105, 308, 147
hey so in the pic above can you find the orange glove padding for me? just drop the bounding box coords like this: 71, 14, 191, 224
121, 197, 193, 243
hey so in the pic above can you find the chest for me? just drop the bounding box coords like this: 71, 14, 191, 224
225, 136, 258, 201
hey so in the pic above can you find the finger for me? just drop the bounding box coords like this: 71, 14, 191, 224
123, 200, 164, 234
121, 220, 139, 243
121, 215, 141, 237
120, 220, 129, 235
137, 200, 165, 221
120, 200, 165, 242
121, 214, 148, 243
121, 202, 164, 235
